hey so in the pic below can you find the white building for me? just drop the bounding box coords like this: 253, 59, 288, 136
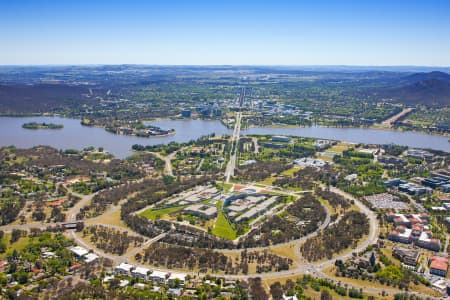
42, 251, 55, 259
119, 279, 130, 287
69, 246, 89, 258
103, 275, 115, 283
149, 270, 168, 283
240, 159, 257, 166
431, 278, 448, 295
114, 262, 134, 275
345, 174, 358, 181
84, 253, 99, 263
294, 157, 326, 168
132, 267, 150, 280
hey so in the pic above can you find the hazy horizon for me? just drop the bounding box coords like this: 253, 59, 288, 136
1, 65, 450, 74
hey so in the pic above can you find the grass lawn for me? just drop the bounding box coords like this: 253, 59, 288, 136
222, 182, 233, 193
258, 176, 277, 186
86, 209, 128, 228
139, 205, 187, 220
281, 167, 299, 177
268, 243, 298, 262
326, 142, 352, 155
212, 208, 237, 240
0, 234, 30, 259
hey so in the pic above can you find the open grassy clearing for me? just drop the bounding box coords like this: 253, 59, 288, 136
0, 234, 30, 259
139, 204, 188, 220
211, 206, 237, 240
267, 243, 299, 262
326, 142, 352, 154
281, 167, 300, 177
258, 176, 277, 186
86, 209, 128, 228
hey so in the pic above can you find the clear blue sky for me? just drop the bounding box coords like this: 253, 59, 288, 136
1, 0, 449, 66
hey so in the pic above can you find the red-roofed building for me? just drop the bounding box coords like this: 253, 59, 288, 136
394, 216, 411, 227
69, 263, 81, 272
47, 197, 68, 207
410, 224, 424, 241
388, 227, 412, 244
429, 256, 448, 277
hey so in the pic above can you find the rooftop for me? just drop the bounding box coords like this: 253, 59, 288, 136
69, 246, 89, 257
115, 262, 134, 272
430, 256, 448, 271
84, 253, 99, 263
133, 266, 150, 275
150, 270, 168, 278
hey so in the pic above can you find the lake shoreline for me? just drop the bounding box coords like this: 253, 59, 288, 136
4, 114, 449, 138
0, 116, 448, 158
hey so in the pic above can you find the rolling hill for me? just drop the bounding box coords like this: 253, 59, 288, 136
0, 84, 100, 114
377, 71, 450, 106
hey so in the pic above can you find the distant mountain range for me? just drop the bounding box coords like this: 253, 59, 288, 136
377, 71, 450, 106
401, 71, 450, 84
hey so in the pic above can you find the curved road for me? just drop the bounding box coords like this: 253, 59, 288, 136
0, 182, 439, 299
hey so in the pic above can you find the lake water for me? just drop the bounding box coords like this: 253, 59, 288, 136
0, 117, 448, 158
245, 126, 450, 152
0, 117, 232, 158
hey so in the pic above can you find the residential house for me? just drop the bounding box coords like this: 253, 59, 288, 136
114, 263, 134, 275
148, 270, 168, 283
132, 267, 150, 280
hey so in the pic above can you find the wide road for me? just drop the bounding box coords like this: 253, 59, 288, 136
381, 107, 413, 126
224, 111, 242, 183
224, 87, 246, 183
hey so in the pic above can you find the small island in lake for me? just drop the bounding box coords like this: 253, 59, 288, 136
22, 122, 64, 130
